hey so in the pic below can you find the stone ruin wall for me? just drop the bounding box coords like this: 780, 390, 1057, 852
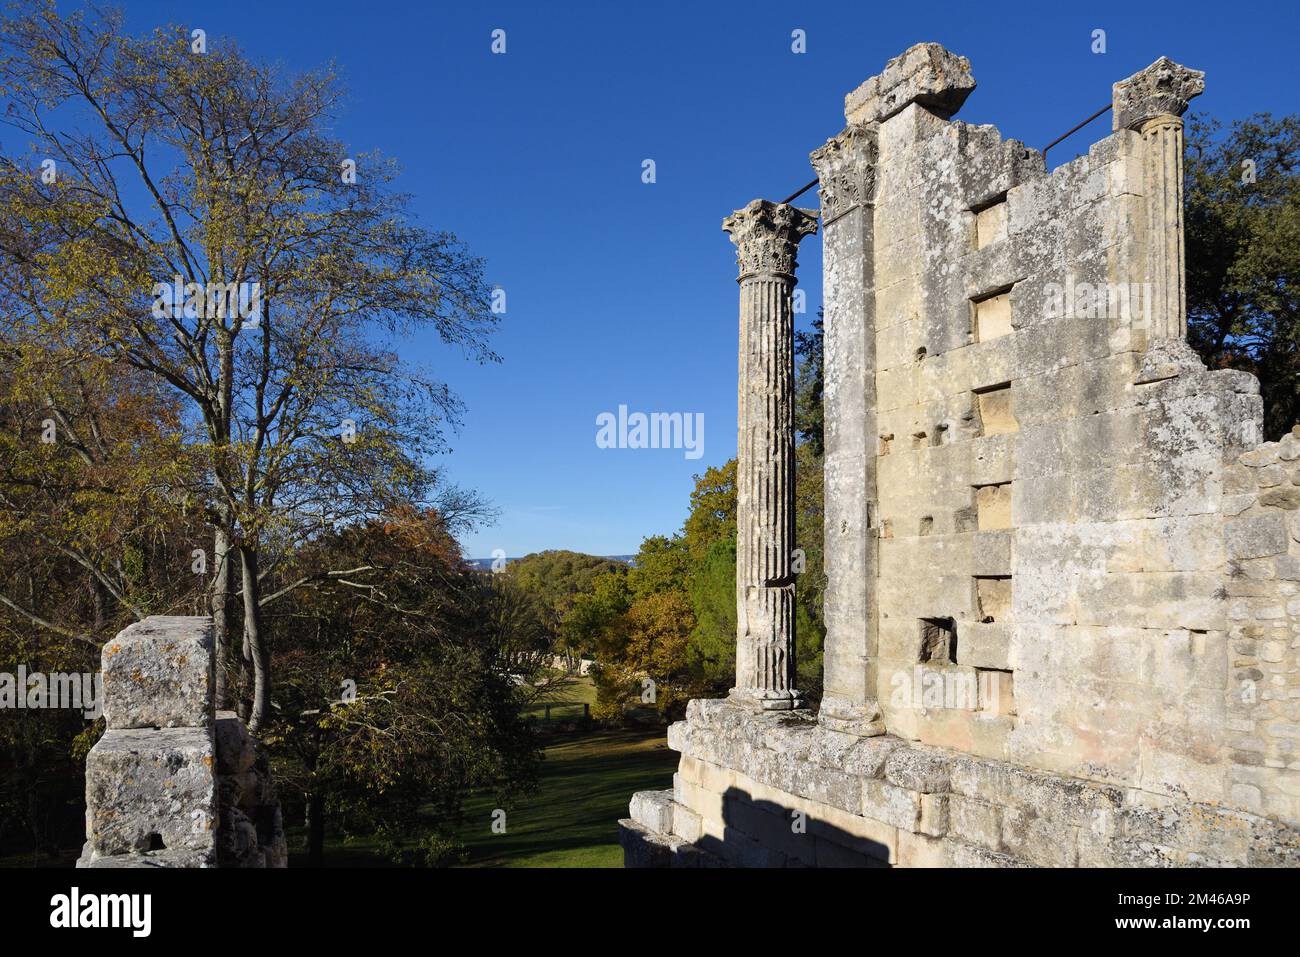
78, 615, 286, 868
620, 44, 1300, 867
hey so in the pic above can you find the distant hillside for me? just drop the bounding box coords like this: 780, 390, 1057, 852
465, 554, 635, 571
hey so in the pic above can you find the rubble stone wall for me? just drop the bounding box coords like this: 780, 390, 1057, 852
1221, 433, 1300, 822
77, 615, 286, 868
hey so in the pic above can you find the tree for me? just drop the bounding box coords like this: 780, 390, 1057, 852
0, 349, 201, 858
792, 311, 826, 698
681, 460, 736, 564
502, 550, 628, 658
1186, 113, 1300, 439
627, 535, 691, 600
560, 565, 630, 662
795, 310, 824, 455
265, 509, 541, 865
586, 533, 699, 720
0, 4, 498, 727
686, 536, 736, 689
591, 589, 698, 722
792, 443, 825, 700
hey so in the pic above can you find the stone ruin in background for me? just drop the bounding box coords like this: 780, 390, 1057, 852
78, 616, 286, 868
621, 43, 1300, 867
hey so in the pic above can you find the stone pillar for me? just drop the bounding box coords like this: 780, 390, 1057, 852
1112, 57, 1205, 380
79, 616, 286, 868
723, 199, 817, 711
809, 125, 887, 736
81, 617, 219, 867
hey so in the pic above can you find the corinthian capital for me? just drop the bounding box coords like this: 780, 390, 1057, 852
809, 123, 879, 224
722, 200, 819, 280
1112, 56, 1205, 131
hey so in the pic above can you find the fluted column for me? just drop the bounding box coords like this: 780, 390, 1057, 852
1140, 114, 1190, 340
1112, 57, 1205, 379
723, 200, 817, 711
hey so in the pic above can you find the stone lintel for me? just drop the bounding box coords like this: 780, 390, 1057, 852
1112, 56, 1205, 132
844, 42, 975, 125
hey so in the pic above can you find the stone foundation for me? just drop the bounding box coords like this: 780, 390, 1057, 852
621, 699, 1300, 867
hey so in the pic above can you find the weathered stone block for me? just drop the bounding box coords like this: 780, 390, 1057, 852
919, 793, 949, 836
673, 803, 704, 843
85, 728, 217, 858
629, 789, 676, 835
949, 794, 1002, 850
960, 622, 1011, 670
884, 746, 952, 793
1260, 486, 1300, 509
897, 830, 950, 866
619, 819, 689, 868
102, 617, 213, 730
836, 735, 899, 778
846, 43, 975, 124
783, 753, 863, 815
214, 710, 256, 774
861, 778, 922, 830
1001, 805, 1078, 866
217, 806, 263, 868
1226, 515, 1288, 560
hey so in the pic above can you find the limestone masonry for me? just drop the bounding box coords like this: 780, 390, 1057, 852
78, 615, 286, 868
621, 43, 1300, 867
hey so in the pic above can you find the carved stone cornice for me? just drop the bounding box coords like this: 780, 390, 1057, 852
1112, 56, 1205, 132
722, 200, 819, 280
809, 123, 879, 224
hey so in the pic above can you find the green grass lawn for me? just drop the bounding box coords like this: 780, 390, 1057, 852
520, 671, 598, 721
455, 729, 676, 867
285, 724, 677, 868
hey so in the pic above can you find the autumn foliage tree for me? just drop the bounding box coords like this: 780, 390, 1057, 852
262, 508, 542, 866
0, 6, 524, 864
579, 311, 828, 720
0, 349, 201, 857
0, 3, 498, 728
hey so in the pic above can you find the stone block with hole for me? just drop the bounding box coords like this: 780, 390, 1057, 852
84, 727, 217, 863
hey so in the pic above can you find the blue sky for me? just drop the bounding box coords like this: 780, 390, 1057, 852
113, 0, 1299, 558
